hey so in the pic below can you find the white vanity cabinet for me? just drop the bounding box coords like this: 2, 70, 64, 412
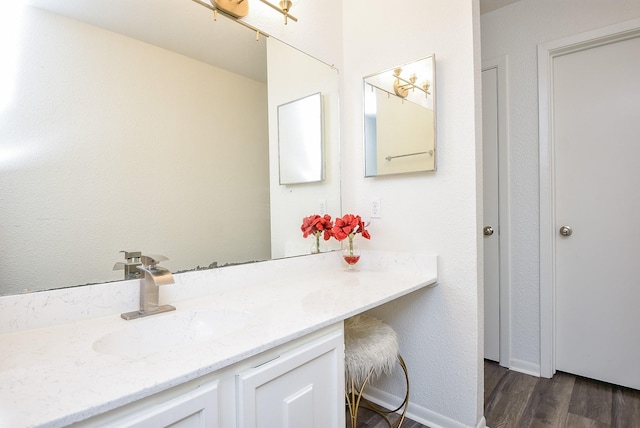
236, 327, 345, 428
75, 324, 344, 428
74, 379, 220, 428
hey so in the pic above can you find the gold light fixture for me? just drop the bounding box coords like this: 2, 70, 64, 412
393, 68, 431, 99
259, 0, 298, 24
212, 0, 249, 18
192, 0, 269, 40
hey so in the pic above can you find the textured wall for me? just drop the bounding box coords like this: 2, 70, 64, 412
481, 0, 640, 370
250, 1, 484, 425
342, 1, 483, 426
267, 38, 341, 258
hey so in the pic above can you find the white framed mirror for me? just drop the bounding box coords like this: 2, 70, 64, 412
277, 92, 324, 185
363, 55, 436, 177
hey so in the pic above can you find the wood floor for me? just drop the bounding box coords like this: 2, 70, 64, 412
347, 400, 426, 428
485, 360, 640, 428
351, 361, 640, 427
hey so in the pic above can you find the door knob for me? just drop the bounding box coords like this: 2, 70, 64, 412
483, 226, 494, 236
559, 225, 572, 237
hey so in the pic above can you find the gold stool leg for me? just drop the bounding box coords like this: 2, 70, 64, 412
346, 367, 376, 428
346, 354, 410, 428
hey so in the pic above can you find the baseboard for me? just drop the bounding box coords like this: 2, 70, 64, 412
363, 386, 484, 428
509, 358, 541, 377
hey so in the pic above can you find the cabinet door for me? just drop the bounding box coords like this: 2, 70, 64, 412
236, 329, 344, 428
111, 382, 218, 428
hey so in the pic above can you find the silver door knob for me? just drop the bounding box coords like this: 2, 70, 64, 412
559, 225, 572, 237
483, 226, 494, 236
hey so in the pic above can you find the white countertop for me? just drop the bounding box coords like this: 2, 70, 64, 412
0, 251, 437, 427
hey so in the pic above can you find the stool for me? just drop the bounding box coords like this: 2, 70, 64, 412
344, 314, 410, 428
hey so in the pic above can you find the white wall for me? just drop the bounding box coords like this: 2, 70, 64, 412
267, 38, 341, 258
343, 1, 483, 427
241, 0, 343, 69
243, 0, 345, 259
241, 2, 484, 425
481, 0, 640, 371
0, 7, 270, 294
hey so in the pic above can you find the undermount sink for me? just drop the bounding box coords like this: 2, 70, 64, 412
93, 308, 250, 358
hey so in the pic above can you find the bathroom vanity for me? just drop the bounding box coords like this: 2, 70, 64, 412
79, 324, 345, 427
0, 251, 437, 427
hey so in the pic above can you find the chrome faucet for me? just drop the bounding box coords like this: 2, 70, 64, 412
121, 254, 176, 320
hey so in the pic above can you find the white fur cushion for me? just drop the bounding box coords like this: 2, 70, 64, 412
344, 314, 399, 385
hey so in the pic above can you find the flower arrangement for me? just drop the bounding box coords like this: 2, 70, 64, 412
331, 214, 370, 241
301, 213, 371, 267
301, 214, 333, 253
331, 214, 370, 267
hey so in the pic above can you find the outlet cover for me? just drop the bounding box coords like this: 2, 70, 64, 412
370, 197, 381, 218
319, 200, 327, 216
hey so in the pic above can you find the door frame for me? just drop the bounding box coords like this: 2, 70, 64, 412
482, 55, 511, 367
538, 18, 640, 379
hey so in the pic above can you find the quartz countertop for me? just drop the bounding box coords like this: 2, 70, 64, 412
0, 251, 437, 427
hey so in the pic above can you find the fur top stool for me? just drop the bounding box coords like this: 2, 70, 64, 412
344, 314, 410, 428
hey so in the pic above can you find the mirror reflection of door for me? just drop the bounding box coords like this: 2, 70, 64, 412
482, 66, 500, 363
482, 55, 509, 367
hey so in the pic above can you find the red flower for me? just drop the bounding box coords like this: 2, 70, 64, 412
331, 214, 370, 241
301, 214, 334, 240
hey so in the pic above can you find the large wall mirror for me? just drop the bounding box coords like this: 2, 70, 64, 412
0, 0, 341, 296
363, 55, 436, 177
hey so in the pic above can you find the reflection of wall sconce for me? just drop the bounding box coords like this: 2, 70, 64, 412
393, 68, 431, 99
259, 0, 299, 24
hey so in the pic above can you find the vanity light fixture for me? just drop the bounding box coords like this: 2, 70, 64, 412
259, 0, 298, 24
211, 0, 248, 18
192, 0, 268, 40
393, 68, 431, 99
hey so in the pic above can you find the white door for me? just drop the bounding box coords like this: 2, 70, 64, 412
553, 35, 640, 389
482, 66, 500, 362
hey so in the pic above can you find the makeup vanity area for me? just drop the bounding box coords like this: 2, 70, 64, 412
0, 1, 441, 426
0, 251, 437, 427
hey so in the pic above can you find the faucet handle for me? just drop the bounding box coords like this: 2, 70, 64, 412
140, 254, 169, 268
120, 250, 142, 260
113, 250, 142, 268
113, 250, 143, 279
